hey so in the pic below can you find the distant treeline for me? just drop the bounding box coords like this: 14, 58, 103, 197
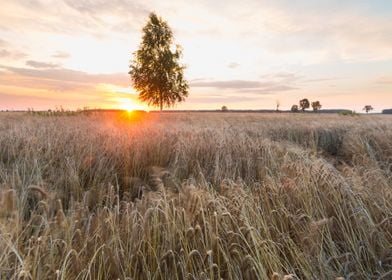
151, 109, 354, 114
382, 109, 392, 114
3, 108, 389, 114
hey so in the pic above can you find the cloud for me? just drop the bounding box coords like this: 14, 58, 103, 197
0, 38, 26, 60
239, 85, 298, 94
0, 88, 105, 110
190, 80, 297, 96
261, 73, 343, 85
0, 63, 132, 110
0, 91, 61, 103
63, 0, 148, 16
191, 80, 270, 89
0, 48, 27, 59
189, 95, 261, 103
260, 72, 301, 82
62, 0, 149, 34
26, 60, 61, 69
254, 2, 392, 61
304, 77, 343, 83
0, 1, 146, 37
0, 49, 12, 58
52, 51, 71, 59
227, 62, 240, 68
0, 64, 129, 92
191, 72, 300, 95
374, 76, 392, 85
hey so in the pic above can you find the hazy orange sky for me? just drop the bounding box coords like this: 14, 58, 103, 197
0, 0, 391, 111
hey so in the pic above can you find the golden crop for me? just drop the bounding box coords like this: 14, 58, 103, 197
0, 112, 391, 279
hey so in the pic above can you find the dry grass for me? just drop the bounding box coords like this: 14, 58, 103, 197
0, 111, 391, 279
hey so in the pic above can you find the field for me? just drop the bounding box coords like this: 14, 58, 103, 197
0, 112, 392, 279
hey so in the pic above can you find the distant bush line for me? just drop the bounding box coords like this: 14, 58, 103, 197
382, 109, 392, 114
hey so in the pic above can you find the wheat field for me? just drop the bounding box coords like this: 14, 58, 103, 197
0, 112, 391, 280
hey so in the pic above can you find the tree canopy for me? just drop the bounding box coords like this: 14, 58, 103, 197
291, 104, 299, 112
299, 99, 310, 111
129, 13, 189, 111
311, 101, 322, 112
363, 105, 373, 113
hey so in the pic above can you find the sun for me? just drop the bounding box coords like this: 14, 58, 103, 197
117, 98, 146, 112
121, 101, 135, 112
98, 83, 147, 112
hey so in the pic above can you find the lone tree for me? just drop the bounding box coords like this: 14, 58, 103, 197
299, 98, 310, 112
291, 104, 299, 112
311, 101, 322, 112
363, 105, 374, 113
221, 105, 228, 111
129, 13, 189, 111
276, 100, 281, 112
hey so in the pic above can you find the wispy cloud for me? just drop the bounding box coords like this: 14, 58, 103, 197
374, 76, 392, 85
51, 51, 71, 59
228, 1, 392, 62
0, 48, 27, 60
0, 64, 129, 92
63, 0, 148, 16
192, 80, 269, 89
191, 72, 300, 95
227, 62, 240, 69
189, 95, 261, 103
0, 49, 12, 58
26, 60, 61, 69
304, 77, 344, 83
0, 62, 132, 109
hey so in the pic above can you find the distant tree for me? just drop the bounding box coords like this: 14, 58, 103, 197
311, 101, 322, 112
291, 105, 299, 112
363, 105, 374, 114
299, 99, 310, 112
129, 13, 189, 111
276, 100, 281, 112
221, 105, 228, 111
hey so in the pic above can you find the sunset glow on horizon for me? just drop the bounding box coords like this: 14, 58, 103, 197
0, 0, 391, 112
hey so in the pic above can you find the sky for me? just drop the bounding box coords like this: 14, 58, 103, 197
0, 0, 391, 112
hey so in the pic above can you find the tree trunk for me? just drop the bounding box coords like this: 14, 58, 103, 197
159, 92, 163, 112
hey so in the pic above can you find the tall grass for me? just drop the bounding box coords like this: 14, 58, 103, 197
0, 112, 391, 279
